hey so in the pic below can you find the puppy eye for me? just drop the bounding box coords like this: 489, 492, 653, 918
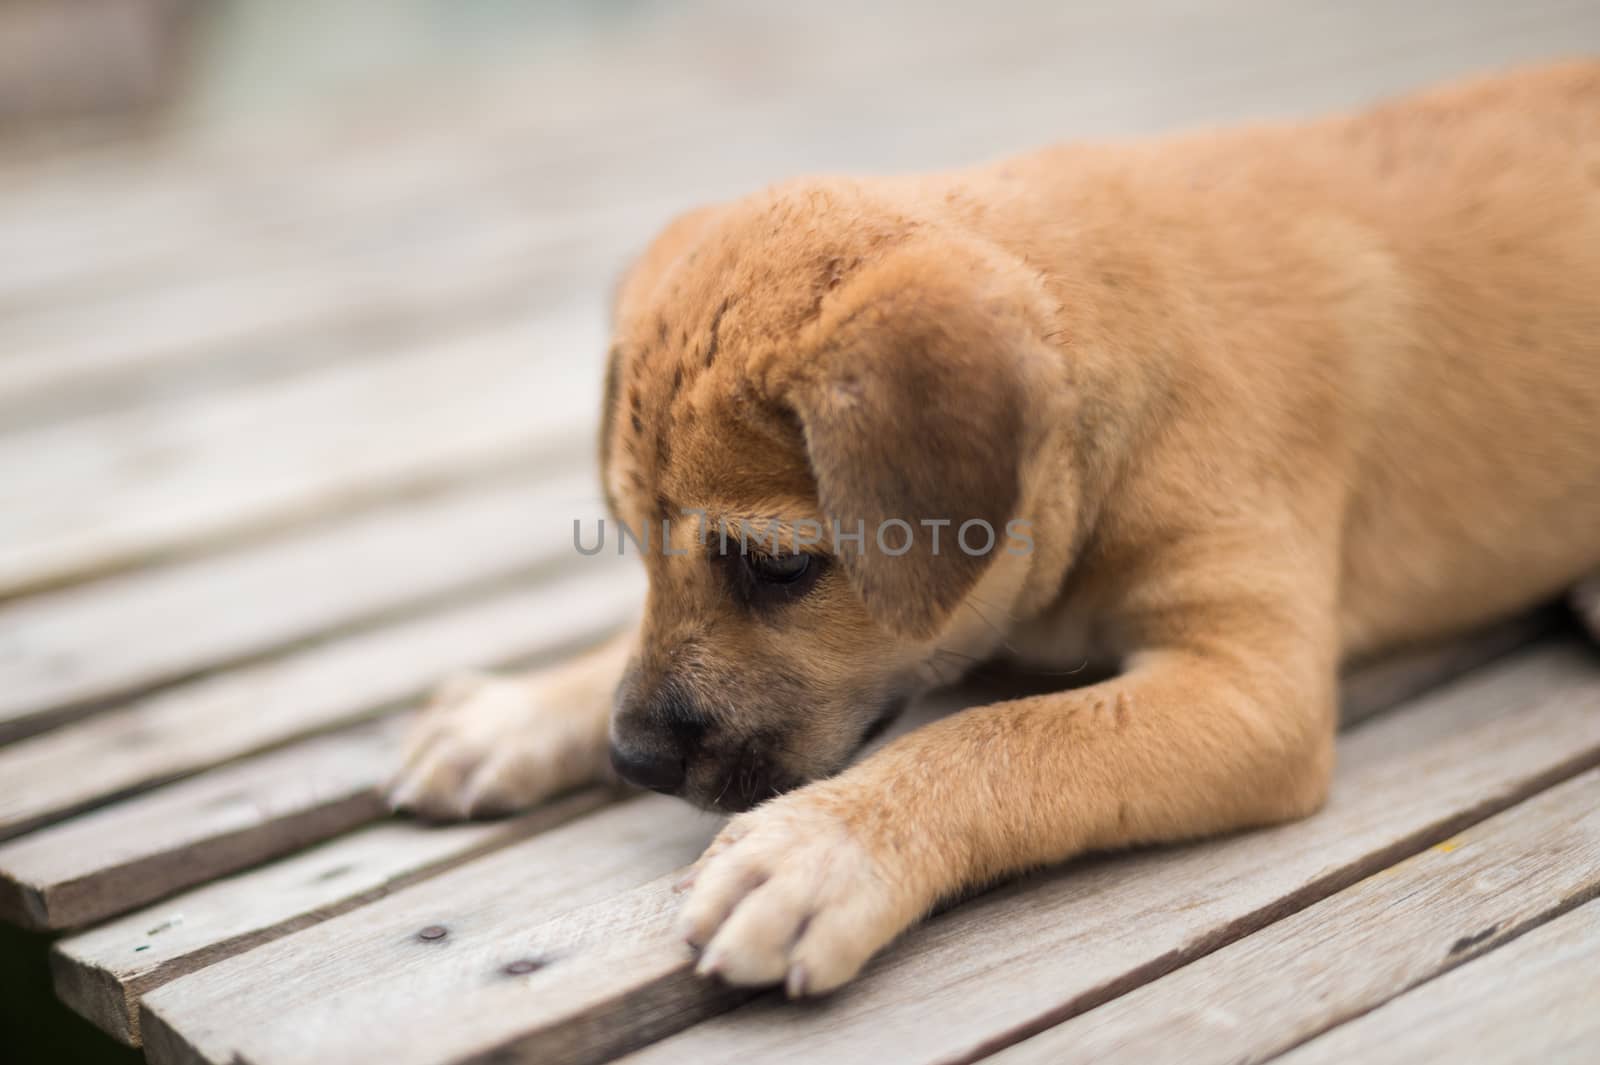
718, 548, 829, 608
745, 552, 812, 584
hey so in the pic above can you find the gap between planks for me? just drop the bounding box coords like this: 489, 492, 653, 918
40, 615, 1549, 1045
1272, 897, 1600, 1065
0, 301, 604, 602
134, 639, 1600, 1065
0, 563, 640, 843
50, 787, 628, 1046
0, 574, 641, 927
49, 666, 1014, 1045
0, 465, 603, 742
984, 767, 1600, 1064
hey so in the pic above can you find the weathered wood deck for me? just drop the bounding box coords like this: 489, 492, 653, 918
3, 3, 1599, 1063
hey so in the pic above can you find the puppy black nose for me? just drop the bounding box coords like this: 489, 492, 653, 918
609, 741, 686, 795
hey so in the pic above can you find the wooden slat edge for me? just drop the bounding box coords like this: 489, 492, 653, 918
983, 768, 1600, 1064
1273, 898, 1600, 1065
50, 622, 1519, 1041
138, 796, 725, 1065
1338, 608, 1557, 726
49, 786, 617, 1046
0, 721, 397, 930
0, 566, 637, 842
0, 311, 601, 602
136, 641, 1600, 1065
0, 465, 597, 738
608, 646, 1600, 1065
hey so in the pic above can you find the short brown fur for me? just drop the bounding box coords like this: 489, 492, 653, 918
393, 62, 1600, 995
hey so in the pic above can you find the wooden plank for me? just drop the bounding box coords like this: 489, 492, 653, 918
50, 788, 623, 1046
135, 642, 1600, 1065
3, 1, 1591, 412
95, 686, 978, 1051
157, 874, 726, 1065
40, 623, 1515, 1043
50, 683, 974, 1046
0, 302, 605, 600
984, 768, 1600, 1065
0, 210, 657, 424
0, 719, 402, 931
137, 799, 721, 1065
0, 468, 600, 740
1275, 899, 1600, 1065
0, 565, 640, 839
1336, 611, 1552, 726
2, 0, 1585, 275
0, 0, 1002, 304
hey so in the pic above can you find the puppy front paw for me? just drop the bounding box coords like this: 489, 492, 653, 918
387, 671, 607, 821
677, 790, 917, 996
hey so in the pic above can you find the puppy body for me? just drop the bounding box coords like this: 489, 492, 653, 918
394, 62, 1600, 993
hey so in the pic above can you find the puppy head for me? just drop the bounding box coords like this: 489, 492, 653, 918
599, 182, 1054, 810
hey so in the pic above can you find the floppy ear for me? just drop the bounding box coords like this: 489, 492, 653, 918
784, 247, 1038, 638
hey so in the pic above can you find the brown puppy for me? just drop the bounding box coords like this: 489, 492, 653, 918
390, 61, 1600, 996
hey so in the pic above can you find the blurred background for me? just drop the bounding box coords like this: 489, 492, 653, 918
5, 0, 1600, 597
5, 0, 1599, 445
2, 3, 1598, 1061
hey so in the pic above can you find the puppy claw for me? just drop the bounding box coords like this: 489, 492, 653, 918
785, 964, 809, 999
695, 949, 724, 980
386, 776, 420, 814
679, 918, 707, 951
678, 791, 907, 995
389, 673, 605, 822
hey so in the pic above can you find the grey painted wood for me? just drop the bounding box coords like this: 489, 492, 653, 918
1276, 899, 1600, 1065
3, 4, 1596, 1062
136, 644, 1600, 1065
34, 620, 1512, 1043
0, 305, 603, 599
41, 660, 981, 1044
0, 566, 639, 840
612, 646, 1600, 1065
986, 768, 1600, 1064
0, 467, 599, 740
0, 719, 401, 930
1336, 612, 1553, 726
50, 788, 618, 1045
140, 798, 724, 1065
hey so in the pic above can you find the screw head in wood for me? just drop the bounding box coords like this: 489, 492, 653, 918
417, 925, 448, 941
502, 958, 543, 975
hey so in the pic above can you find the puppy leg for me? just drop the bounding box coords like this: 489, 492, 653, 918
680, 549, 1339, 994
1573, 573, 1600, 644
388, 626, 634, 820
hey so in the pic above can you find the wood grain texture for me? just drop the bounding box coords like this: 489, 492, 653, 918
986, 768, 1600, 1064
139, 797, 724, 1065
137, 643, 1600, 1065
1275, 899, 1600, 1065
43, 658, 987, 1045
0, 565, 639, 840
1336, 611, 1554, 726
0, 719, 402, 930
0, 470, 606, 742
43, 625, 1506, 1044
50, 787, 617, 1045
613, 645, 1600, 1065
0, 304, 602, 600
